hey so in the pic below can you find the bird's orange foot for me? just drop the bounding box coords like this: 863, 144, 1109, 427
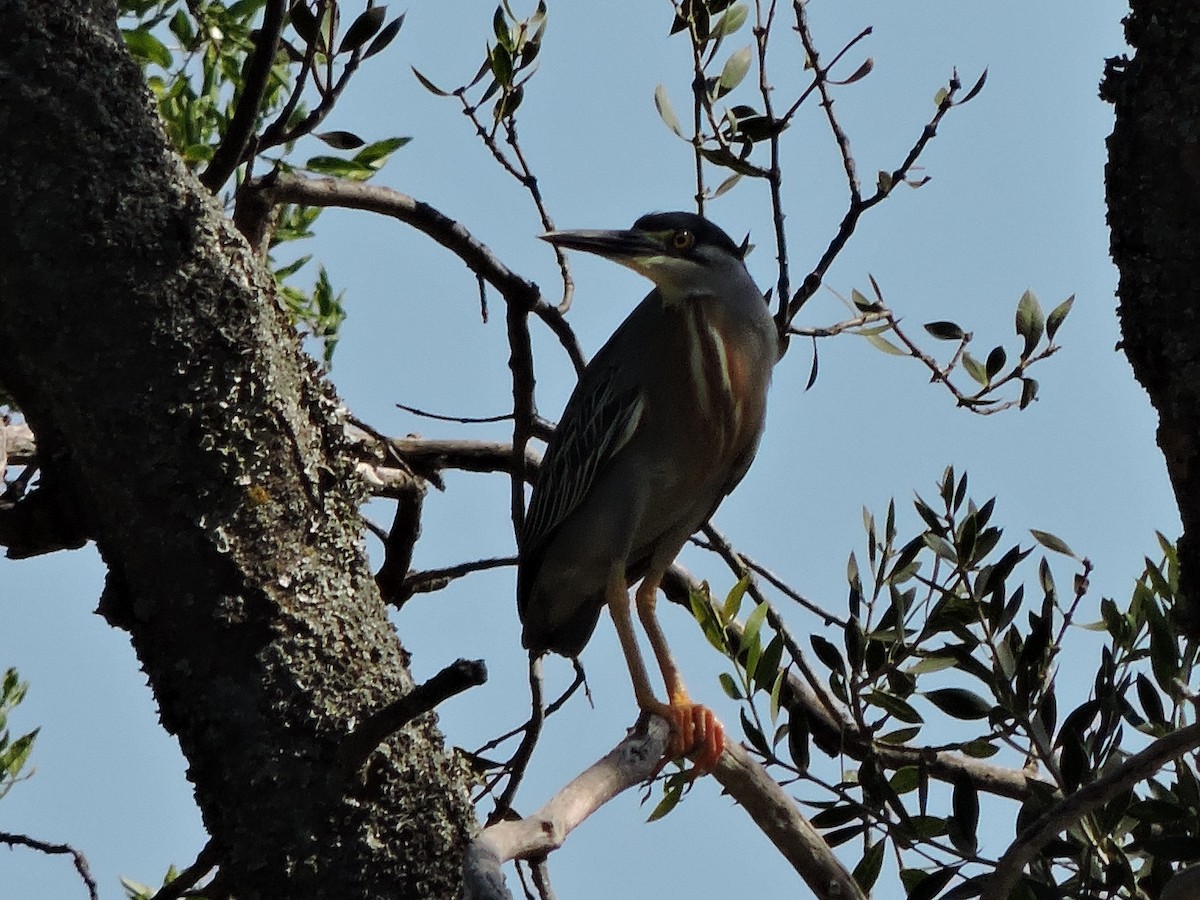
659, 702, 725, 773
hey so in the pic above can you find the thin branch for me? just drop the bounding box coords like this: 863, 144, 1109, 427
0, 831, 98, 900
247, 172, 586, 374
401, 555, 518, 604
784, 28, 967, 325
753, 0, 791, 322
396, 403, 514, 425
489, 655, 546, 824
338, 659, 488, 776
147, 838, 220, 900
982, 722, 1200, 900
199, 0, 286, 191
374, 481, 427, 606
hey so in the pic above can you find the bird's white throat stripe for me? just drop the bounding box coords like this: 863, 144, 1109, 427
685, 303, 740, 440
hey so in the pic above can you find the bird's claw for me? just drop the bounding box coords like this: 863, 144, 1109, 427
659, 702, 724, 774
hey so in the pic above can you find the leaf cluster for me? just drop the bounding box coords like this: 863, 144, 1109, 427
0, 668, 38, 801
661, 467, 1197, 898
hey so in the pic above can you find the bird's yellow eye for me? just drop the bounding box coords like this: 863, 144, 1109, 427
671, 229, 695, 252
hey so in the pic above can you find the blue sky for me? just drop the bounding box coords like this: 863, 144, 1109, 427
2, 2, 1170, 898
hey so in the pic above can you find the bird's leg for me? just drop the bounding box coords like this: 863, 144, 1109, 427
606, 574, 663, 714
635, 577, 725, 771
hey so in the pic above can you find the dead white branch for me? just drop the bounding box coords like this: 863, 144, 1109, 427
462, 716, 670, 900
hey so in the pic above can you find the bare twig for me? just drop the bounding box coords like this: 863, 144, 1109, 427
338, 659, 488, 776
489, 656, 546, 824
396, 403, 514, 425
0, 831, 98, 900
246, 172, 586, 374
200, 0, 286, 191
784, 1, 968, 325
147, 838, 220, 900
401, 555, 518, 603
981, 722, 1200, 900
374, 480, 427, 606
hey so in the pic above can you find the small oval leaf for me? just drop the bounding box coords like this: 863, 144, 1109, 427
924, 687, 992, 720
654, 83, 685, 138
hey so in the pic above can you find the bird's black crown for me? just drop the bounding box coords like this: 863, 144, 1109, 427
632, 211, 743, 259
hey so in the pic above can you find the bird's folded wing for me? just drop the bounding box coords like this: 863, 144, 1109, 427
521, 370, 645, 554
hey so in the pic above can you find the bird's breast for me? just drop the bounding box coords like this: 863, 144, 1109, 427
673, 299, 772, 462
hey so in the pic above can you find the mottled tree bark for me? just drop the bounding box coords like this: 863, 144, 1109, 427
0, 2, 475, 897
1103, 4, 1200, 637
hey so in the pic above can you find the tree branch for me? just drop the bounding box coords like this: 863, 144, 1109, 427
981, 722, 1200, 900
339, 658, 489, 776
199, 0, 286, 192
0, 831, 98, 900
712, 741, 866, 900
245, 172, 586, 374
462, 716, 670, 900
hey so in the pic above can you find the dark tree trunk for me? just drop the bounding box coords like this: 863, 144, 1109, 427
1103, 3, 1200, 638
0, 3, 475, 897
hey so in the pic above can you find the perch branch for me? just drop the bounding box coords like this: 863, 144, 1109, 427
462, 716, 670, 900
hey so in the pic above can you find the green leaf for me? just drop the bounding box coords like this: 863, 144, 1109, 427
1046, 294, 1074, 341
1014, 289, 1045, 358
364, 15, 405, 60
924, 687, 992, 720
878, 725, 921, 745
412, 67, 451, 96
721, 574, 749, 625
959, 67, 989, 105
907, 655, 958, 675
304, 156, 375, 179
810, 634, 845, 675
315, 130, 365, 149
122, 28, 173, 68
712, 172, 743, 198
985, 345, 1007, 380
718, 671, 742, 700
742, 600, 769, 659
653, 84, 685, 139
339, 6, 386, 53
961, 351, 988, 385
1019, 377, 1039, 410
489, 42, 513, 86
949, 774, 979, 854
290, 0, 319, 46
865, 332, 906, 356
1029, 529, 1076, 557
924, 320, 965, 341
905, 867, 958, 900
355, 136, 412, 167
714, 3, 748, 37
867, 689, 923, 724
646, 781, 683, 822
853, 840, 885, 892
717, 46, 753, 95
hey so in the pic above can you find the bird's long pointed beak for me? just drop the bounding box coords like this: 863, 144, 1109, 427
540, 228, 662, 262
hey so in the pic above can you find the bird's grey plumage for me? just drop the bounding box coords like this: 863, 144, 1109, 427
518, 211, 778, 658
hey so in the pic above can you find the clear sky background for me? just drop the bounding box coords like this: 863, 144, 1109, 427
2, 2, 1173, 898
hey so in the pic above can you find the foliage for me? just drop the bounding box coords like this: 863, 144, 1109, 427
0, 668, 37, 801
117, 0, 412, 364
678, 468, 1198, 898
